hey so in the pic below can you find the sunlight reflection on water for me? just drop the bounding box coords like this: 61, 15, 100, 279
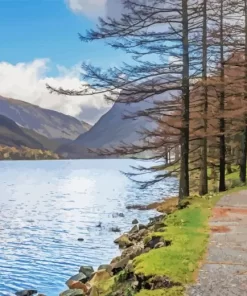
0, 159, 178, 295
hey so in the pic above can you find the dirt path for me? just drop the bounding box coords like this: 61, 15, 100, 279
187, 190, 247, 296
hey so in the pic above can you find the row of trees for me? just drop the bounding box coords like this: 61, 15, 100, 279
48, 0, 247, 200
0, 146, 59, 160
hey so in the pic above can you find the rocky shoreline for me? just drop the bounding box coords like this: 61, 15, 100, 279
57, 199, 178, 296
14, 197, 179, 296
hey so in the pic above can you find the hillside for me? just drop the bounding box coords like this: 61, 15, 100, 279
0, 114, 44, 149
21, 127, 72, 151
0, 96, 89, 140
57, 98, 155, 158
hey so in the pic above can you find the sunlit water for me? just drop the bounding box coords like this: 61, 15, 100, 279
0, 159, 178, 296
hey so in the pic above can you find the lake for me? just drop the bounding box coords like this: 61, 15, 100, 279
0, 159, 178, 295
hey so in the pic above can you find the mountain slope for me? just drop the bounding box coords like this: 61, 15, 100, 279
57, 99, 155, 158
21, 127, 72, 151
0, 115, 44, 149
0, 96, 88, 140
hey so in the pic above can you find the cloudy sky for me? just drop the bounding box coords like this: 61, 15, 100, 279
0, 0, 126, 124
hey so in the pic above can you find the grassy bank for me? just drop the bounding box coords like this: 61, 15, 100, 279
96, 170, 247, 296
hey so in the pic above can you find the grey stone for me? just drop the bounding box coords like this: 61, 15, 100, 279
66, 272, 87, 287
132, 219, 139, 224
15, 291, 37, 296
60, 290, 85, 296
78, 266, 94, 278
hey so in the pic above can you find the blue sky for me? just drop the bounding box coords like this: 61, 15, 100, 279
0, 0, 126, 124
0, 0, 124, 74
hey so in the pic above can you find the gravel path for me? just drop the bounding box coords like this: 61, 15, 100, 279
187, 190, 247, 296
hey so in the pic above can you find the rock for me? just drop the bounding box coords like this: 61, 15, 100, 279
125, 260, 134, 273
132, 219, 139, 224
139, 224, 147, 230
67, 281, 89, 292
111, 256, 130, 274
88, 286, 99, 296
143, 247, 151, 253
66, 273, 88, 287
154, 242, 166, 249
129, 225, 139, 234
148, 215, 166, 227
78, 266, 94, 278
110, 226, 121, 232
129, 229, 148, 242
144, 235, 163, 249
153, 222, 166, 232
110, 256, 121, 264
114, 234, 133, 248
121, 244, 144, 260
15, 290, 38, 296
98, 264, 112, 273
77, 238, 84, 242
59, 289, 85, 296
89, 270, 111, 286
37, 294, 46, 296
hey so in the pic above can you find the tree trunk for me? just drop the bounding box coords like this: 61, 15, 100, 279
219, 0, 226, 192
179, 0, 190, 200
240, 0, 247, 184
199, 0, 208, 196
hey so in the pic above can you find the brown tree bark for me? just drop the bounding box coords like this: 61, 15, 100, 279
179, 0, 190, 200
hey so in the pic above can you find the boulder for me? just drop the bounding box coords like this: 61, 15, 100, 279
110, 256, 121, 264
59, 289, 85, 296
121, 245, 144, 260
111, 256, 130, 274
154, 242, 166, 249
129, 229, 148, 242
98, 264, 112, 273
144, 235, 163, 249
89, 286, 99, 296
67, 281, 89, 293
66, 273, 88, 287
89, 270, 111, 286
129, 225, 139, 234
132, 219, 139, 224
139, 224, 147, 230
15, 291, 38, 296
114, 234, 133, 248
78, 266, 94, 278
153, 222, 166, 232
78, 238, 84, 242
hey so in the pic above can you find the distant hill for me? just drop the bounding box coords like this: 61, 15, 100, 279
57, 98, 155, 159
0, 114, 44, 149
0, 96, 89, 140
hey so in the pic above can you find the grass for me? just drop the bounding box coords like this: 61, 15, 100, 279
101, 165, 247, 296
132, 181, 247, 295
133, 196, 212, 284
135, 287, 184, 296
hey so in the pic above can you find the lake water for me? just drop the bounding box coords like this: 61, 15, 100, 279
0, 159, 178, 296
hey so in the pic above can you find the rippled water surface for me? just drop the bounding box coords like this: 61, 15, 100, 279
0, 159, 178, 295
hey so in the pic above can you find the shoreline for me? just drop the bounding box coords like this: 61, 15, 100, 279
17, 185, 246, 296
58, 195, 182, 296
58, 186, 245, 296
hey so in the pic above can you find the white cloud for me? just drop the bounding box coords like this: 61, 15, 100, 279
65, 0, 107, 17
0, 59, 111, 124
66, 0, 124, 18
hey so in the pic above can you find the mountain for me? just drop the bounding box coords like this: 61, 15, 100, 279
0, 114, 44, 149
81, 121, 92, 132
21, 127, 72, 151
57, 99, 155, 158
0, 96, 89, 140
